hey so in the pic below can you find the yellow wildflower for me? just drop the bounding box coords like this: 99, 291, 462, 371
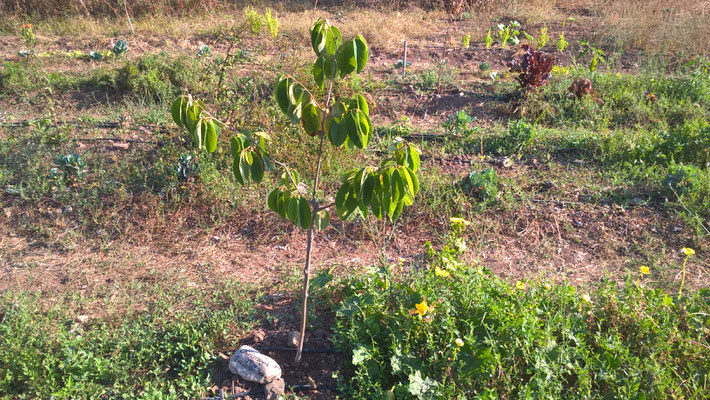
434, 266, 450, 277
455, 338, 464, 347
397, 257, 406, 264
582, 293, 592, 304
414, 300, 428, 316
639, 265, 650, 275
681, 247, 695, 256
450, 217, 471, 226
515, 281, 525, 290
544, 283, 552, 290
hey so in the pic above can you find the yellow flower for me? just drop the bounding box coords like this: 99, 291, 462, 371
582, 293, 592, 304
414, 300, 428, 316
434, 266, 450, 277
515, 281, 525, 290
639, 265, 650, 275
455, 338, 464, 347
450, 217, 471, 226
397, 257, 406, 264
544, 283, 552, 290
681, 247, 695, 256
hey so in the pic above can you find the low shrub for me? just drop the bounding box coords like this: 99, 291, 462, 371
331, 221, 710, 399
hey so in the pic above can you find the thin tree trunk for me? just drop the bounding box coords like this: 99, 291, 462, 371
294, 58, 337, 365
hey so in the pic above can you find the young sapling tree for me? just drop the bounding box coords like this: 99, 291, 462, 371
171, 18, 421, 364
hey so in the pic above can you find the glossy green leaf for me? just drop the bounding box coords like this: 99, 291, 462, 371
274, 76, 291, 114
232, 159, 244, 185
324, 26, 342, 56
350, 94, 369, 115
205, 119, 218, 153
344, 109, 371, 149
310, 18, 327, 56
362, 173, 376, 206
337, 35, 369, 76
287, 196, 299, 224
313, 54, 337, 89
277, 191, 290, 219
298, 197, 311, 229
171, 96, 188, 128
301, 102, 322, 136
268, 188, 279, 213
239, 152, 252, 182
230, 136, 243, 158
250, 151, 264, 183
407, 144, 421, 172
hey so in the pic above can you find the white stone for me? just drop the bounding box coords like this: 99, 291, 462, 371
228, 345, 282, 384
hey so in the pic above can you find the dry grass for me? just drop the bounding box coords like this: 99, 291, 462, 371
548, 0, 710, 55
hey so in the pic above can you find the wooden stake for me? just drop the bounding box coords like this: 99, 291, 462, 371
402, 40, 408, 77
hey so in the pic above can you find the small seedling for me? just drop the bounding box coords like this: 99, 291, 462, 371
113, 39, 128, 56
576, 40, 606, 72
484, 29, 493, 49
51, 154, 87, 186
196, 45, 211, 57
537, 26, 550, 48
556, 33, 568, 52
462, 33, 471, 49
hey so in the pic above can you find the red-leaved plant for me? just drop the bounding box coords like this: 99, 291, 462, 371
509, 44, 554, 91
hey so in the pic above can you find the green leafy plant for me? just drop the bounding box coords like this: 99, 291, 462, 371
484, 29, 493, 49
662, 163, 701, 198
264, 8, 279, 38
576, 40, 606, 73
50, 153, 86, 186
442, 109, 475, 136
461, 33, 471, 49
196, 44, 211, 58
173, 153, 200, 183
458, 168, 498, 201
244, 6, 262, 34
556, 32, 568, 52
497, 21, 520, 47
537, 26, 550, 48
331, 236, 710, 399
171, 18, 421, 364
113, 39, 128, 56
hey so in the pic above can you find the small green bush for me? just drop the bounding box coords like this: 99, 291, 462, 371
109, 53, 203, 103
458, 168, 498, 201
331, 224, 710, 399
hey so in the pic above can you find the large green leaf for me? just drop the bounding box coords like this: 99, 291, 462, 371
204, 119, 219, 153
310, 18, 327, 56
267, 188, 279, 213
239, 151, 252, 182
301, 102, 322, 136
406, 144, 421, 172
232, 158, 244, 185
326, 117, 347, 147
344, 109, 371, 149
277, 191, 290, 219
324, 25, 342, 57
349, 94, 369, 115
361, 173, 376, 206
287, 197, 299, 224
250, 151, 264, 183
274, 75, 291, 114
298, 197, 311, 229
336, 35, 368, 76
171, 96, 188, 128
313, 54, 337, 89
